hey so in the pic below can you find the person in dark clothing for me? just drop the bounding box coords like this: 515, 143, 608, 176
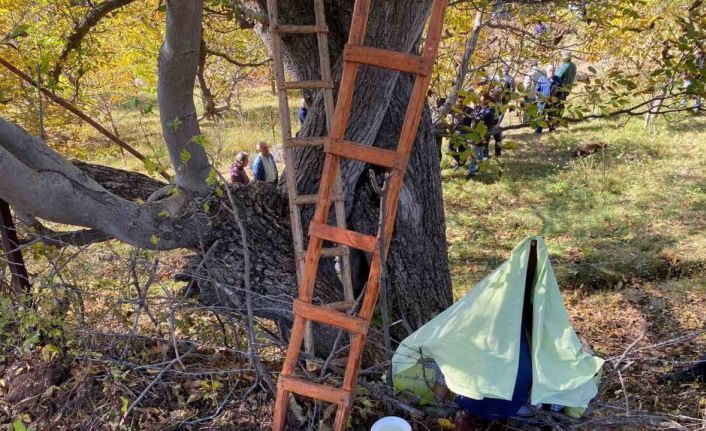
456, 327, 532, 419
553, 53, 577, 119
448, 95, 473, 169
297, 99, 308, 126
229, 152, 250, 185
466, 93, 501, 179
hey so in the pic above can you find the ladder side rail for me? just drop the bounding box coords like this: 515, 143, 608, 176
266, 0, 306, 280
314, 0, 354, 302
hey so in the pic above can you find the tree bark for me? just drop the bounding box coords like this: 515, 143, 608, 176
0, 119, 201, 250
256, 0, 454, 340
158, 0, 212, 194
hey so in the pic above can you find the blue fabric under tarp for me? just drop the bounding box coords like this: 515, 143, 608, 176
456, 327, 532, 419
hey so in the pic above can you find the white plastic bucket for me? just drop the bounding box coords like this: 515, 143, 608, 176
370, 416, 412, 431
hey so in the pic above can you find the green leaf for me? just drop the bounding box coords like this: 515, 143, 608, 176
8, 24, 29, 39
587, 66, 597, 74
158, 210, 170, 218
191, 134, 208, 146
150, 235, 160, 246
207, 169, 219, 186
168, 117, 182, 131
143, 157, 157, 175
502, 140, 520, 150
13, 419, 27, 431
475, 122, 488, 139
180, 149, 191, 164
526, 104, 538, 117
41, 344, 61, 362
120, 396, 129, 415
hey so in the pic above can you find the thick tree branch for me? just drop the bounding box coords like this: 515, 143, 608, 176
158, 0, 212, 194
50, 0, 137, 82
0, 119, 200, 250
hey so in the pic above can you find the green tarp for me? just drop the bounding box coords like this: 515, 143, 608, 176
392, 236, 604, 408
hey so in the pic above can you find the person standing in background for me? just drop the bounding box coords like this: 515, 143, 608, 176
554, 53, 578, 117
297, 98, 309, 126
252, 141, 278, 183
523, 61, 547, 123
466, 92, 500, 179
448, 94, 474, 170
230, 152, 250, 185
534, 65, 553, 134
497, 64, 516, 125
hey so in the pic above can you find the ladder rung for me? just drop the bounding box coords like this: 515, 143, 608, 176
275, 24, 328, 34
344, 45, 431, 76
293, 194, 344, 205
278, 375, 350, 406
284, 137, 326, 148
324, 300, 356, 311
294, 299, 369, 335
281, 80, 334, 90
322, 246, 350, 258
309, 222, 378, 254
325, 139, 400, 170
297, 246, 349, 260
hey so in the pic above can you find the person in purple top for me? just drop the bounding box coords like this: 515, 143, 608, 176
534, 21, 547, 37
229, 152, 250, 185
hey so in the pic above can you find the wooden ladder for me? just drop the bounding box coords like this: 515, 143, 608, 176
272, 0, 448, 429
266, 0, 355, 364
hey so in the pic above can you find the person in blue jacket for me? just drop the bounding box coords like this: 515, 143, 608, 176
466, 92, 501, 179
297, 98, 309, 126
252, 141, 278, 183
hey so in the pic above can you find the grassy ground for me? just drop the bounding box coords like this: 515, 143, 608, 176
444, 114, 706, 294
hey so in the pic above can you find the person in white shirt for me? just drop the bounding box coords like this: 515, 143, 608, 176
523, 61, 548, 123
252, 141, 278, 183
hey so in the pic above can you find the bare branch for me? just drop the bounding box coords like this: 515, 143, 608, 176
435, 9, 484, 122
50, 0, 138, 82
203, 44, 272, 68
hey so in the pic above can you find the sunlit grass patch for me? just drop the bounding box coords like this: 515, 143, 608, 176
443, 114, 706, 297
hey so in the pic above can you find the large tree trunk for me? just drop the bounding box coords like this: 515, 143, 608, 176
256, 0, 453, 341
